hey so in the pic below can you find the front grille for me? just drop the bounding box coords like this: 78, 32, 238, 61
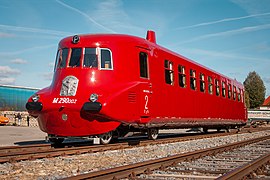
128, 92, 136, 103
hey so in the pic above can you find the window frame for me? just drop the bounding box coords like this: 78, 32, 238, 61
199, 73, 205, 93
139, 52, 149, 79
215, 79, 220, 96
178, 65, 186, 88
164, 60, 174, 85
221, 81, 226, 98
83, 48, 98, 68
190, 69, 196, 90
99, 48, 113, 70
237, 87, 241, 102
233, 85, 236, 100
228, 83, 232, 99
208, 76, 213, 95
68, 48, 82, 68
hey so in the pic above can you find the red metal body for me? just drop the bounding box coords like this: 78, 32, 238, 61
26, 31, 247, 138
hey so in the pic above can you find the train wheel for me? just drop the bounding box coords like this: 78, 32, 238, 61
147, 128, 159, 140
203, 128, 208, 133
99, 131, 113, 145
226, 127, 231, 133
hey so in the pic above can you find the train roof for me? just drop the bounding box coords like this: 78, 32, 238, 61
60, 31, 243, 87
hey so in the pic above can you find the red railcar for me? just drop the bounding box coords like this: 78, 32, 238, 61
26, 30, 247, 144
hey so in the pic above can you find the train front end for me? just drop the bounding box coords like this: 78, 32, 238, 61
26, 34, 122, 144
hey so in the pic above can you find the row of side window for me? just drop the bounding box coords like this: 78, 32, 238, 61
164, 60, 243, 102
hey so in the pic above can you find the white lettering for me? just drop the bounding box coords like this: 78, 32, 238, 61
53, 98, 59, 103
52, 97, 77, 104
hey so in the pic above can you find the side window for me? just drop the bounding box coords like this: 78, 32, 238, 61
139, 52, 148, 78
200, 73, 205, 92
56, 48, 69, 69
222, 81, 226, 97
228, 84, 232, 99
190, 69, 196, 90
178, 65, 186, 88
69, 48, 82, 67
208, 76, 213, 94
84, 48, 97, 68
215, 79, 220, 96
100, 49, 113, 69
233, 86, 236, 100
238, 88, 241, 101
165, 60, 174, 85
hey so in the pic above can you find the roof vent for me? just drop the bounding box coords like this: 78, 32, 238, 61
146, 30, 156, 44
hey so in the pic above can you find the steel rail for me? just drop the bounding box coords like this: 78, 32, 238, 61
218, 152, 270, 180
62, 135, 270, 180
0, 130, 240, 163
0, 127, 269, 164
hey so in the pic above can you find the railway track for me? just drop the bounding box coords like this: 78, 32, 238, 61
0, 127, 269, 164
63, 135, 270, 180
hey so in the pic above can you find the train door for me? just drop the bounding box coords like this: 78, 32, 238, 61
138, 50, 152, 123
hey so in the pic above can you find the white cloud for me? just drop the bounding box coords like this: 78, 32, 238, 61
10, 58, 28, 64
0, 77, 16, 85
42, 72, 53, 81
0, 32, 14, 38
91, 0, 143, 33
0, 44, 55, 56
179, 47, 270, 62
175, 12, 270, 30
264, 77, 270, 84
0, 24, 71, 37
0, 66, 20, 85
172, 23, 270, 46
0, 66, 20, 77
56, 0, 115, 33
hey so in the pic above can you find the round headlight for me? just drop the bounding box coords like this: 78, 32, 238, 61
90, 93, 98, 102
32, 94, 40, 102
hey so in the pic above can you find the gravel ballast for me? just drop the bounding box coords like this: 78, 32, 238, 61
0, 130, 270, 180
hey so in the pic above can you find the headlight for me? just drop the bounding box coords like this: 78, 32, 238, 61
90, 93, 98, 102
31, 94, 40, 102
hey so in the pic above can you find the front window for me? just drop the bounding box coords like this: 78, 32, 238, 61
69, 48, 82, 67
84, 48, 97, 68
55, 48, 69, 70
100, 49, 113, 69
54, 47, 113, 70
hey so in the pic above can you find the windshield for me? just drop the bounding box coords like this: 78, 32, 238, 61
55, 47, 113, 70
69, 48, 81, 67
84, 48, 97, 68
55, 48, 69, 70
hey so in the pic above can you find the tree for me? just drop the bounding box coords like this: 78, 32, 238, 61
243, 71, 266, 109
244, 91, 250, 109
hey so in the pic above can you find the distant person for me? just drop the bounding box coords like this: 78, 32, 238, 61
17, 113, 22, 126
27, 116, 30, 127
14, 114, 17, 125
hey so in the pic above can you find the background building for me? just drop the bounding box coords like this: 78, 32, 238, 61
0, 85, 39, 111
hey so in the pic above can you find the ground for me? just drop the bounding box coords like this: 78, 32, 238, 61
0, 126, 47, 146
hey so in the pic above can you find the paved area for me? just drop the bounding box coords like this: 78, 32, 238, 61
0, 125, 203, 147
0, 126, 47, 146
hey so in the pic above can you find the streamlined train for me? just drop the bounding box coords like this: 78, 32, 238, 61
26, 30, 247, 144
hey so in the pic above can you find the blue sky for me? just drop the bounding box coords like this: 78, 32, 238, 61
0, 0, 270, 96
